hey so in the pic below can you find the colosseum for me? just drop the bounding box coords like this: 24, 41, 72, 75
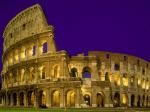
0, 4, 150, 108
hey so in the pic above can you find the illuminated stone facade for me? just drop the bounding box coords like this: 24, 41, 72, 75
0, 4, 150, 108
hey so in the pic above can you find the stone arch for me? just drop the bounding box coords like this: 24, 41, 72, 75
82, 66, 91, 78
130, 76, 135, 86
98, 71, 102, 81
137, 95, 141, 107
41, 67, 46, 79
52, 65, 59, 78
131, 94, 135, 107
114, 63, 120, 71
51, 90, 60, 107
96, 92, 105, 107
27, 91, 35, 106
83, 93, 91, 106
70, 67, 78, 77
20, 68, 25, 82
20, 92, 24, 106
105, 72, 110, 81
114, 92, 120, 107
66, 89, 76, 107
42, 42, 47, 53
39, 90, 47, 108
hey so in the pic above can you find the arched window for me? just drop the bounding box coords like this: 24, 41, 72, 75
30, 67, 35, 81
114, 63, 120, 71
52, 90, 60, 107
70, 68, 78, 77
53, 65, 59, 78
42, 67, 46, 79
43, 42, 47, 53
21, 69, 25, 82
82, 66, 91, 78
39, 91, 46, 107
83, 94, 90, 106
105, 72, 109, 81
32, 45, 36, 56
114, 92, 120, 107
130, 76, 135, 86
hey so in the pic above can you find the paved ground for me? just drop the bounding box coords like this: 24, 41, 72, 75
0, 107, 149, 112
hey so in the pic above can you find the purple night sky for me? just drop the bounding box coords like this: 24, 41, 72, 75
0, 0, 150, 72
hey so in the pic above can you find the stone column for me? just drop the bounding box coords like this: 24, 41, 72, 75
75, 88, 80, 108
35, 64, 39, 83
128, 93, 131, 107
91, 87, 96, 107
10, 93, 13, 106
104, 87, 113, 107
47, 88, 51, 108
120, 92, 122, 106
34, 90, 39, 108
60, 88, 64, 107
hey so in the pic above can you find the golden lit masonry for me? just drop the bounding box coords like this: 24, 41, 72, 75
0, 4, 150, 108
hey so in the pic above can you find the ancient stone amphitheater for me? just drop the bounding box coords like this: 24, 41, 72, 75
0, 4, 149, 108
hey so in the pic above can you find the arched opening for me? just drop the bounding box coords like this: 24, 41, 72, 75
105, 72, 111, 81
66, 90, 76, 107
53, 65, 59, 78
42, 42, 47, 53
114, 63, 120, 71
83, 94, 90, 106
20, 69, 25, 82
114, 92, 120, 107
51, 90, 60, 107
42, 67, 46, 79
82, 66, 91, 78
13, 93, 17, 106
131, 94, 135, 107
96, 92, 105, 107
20, 92, 24, 106
28, 91, 35, 106
130, 76, 135, 86
70, 68, 78, 77
39, 91, 47, 108
98, 72, 102, 81
29, 67, 35, 82
32, 45, 36, 56
137, 95, 141, 107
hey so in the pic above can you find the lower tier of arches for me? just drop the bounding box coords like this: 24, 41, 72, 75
0, 87, 150, 108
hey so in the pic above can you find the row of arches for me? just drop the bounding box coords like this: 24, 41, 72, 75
5, 90, 106, 108
1, 91, 150, 108
70, 67, 91, 78
6, 90, 76, 108
113, 92, 149, 107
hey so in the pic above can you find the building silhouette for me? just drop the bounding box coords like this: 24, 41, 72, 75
0, 4, 150, 108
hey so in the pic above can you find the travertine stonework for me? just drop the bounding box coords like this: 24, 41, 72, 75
0, 4, 150, 108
